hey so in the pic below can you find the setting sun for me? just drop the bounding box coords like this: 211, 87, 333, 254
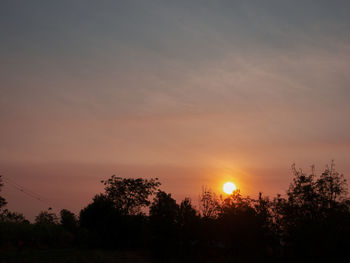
223, 182, 237, 194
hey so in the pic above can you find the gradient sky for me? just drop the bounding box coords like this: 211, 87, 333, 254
1, 0, 350, 220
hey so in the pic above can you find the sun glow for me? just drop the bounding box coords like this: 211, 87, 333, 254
223, 182, 237, 194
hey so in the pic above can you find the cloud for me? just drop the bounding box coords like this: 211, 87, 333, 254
1, 1, 350, 215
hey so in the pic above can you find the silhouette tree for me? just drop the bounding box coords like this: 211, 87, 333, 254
177, 197, 200, 256
60, 209, 78, 232
150, 190, 179, 225
316, 161, 348, 209
79, 194, 118, 230
0, 209, 29, 223
272, 162, 350, 260
199, 186, 219, 219
272, 165, 320, 257
178, 198, 199, 228
0, 175, 7, 211
79, 194, 123, 248
253, 192, 272, 225
102, 176, 160, 215
283, 162, 349, 225
0, 177, 29, 224
216, 191, 269, 260
149, 191, 180, 257
35, 211, 58, 225
287, 164, 319, 219
81, 177, 161, 249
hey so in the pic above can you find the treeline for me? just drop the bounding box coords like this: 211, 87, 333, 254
1, 162, 350, 262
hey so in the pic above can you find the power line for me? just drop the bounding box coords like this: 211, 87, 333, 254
2, 176, 45, 201
0, 174, 59, 212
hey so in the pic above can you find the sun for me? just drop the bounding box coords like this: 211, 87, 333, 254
223, 182, 237, 194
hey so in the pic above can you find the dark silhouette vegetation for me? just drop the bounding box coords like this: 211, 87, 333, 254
1, 162, 350, 262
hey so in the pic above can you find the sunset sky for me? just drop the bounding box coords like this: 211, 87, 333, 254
1, 0, 350, 220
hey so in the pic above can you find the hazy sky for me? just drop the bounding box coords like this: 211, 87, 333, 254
1, 0, 350, 220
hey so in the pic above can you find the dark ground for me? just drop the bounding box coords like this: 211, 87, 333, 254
0, 249, 154, 263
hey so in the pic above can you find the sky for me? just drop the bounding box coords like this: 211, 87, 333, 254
1, 0, 350, 220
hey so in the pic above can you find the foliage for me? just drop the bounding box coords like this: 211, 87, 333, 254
0, 209, 29, 224
199, 186, 220, 219
217, 192, 266, 258
102, 175, 160, 215
60, 209, 78, 232
178, 198, 199, 227
150, 191, 179, 225
316, 161, 348, 207
79, 194, 120, 246
149, 191, 179, 258
0, 175, 7, 210
80, 194, 150, 248
271, 162, 350, 260
35, 210, 59, 225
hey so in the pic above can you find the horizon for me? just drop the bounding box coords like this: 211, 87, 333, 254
1, 161, 345, 221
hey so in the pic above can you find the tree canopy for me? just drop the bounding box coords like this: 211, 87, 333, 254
0, 175, 7, 211
35, 210, 58, 225
102, 175, 160, 215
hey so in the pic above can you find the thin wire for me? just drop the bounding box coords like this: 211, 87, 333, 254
0, 174, 59, 212
2, 176, 45, 201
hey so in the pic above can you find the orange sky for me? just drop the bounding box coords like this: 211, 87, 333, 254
1, 1, 350, 220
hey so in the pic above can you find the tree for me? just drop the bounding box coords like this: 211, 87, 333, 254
177, 198, 200, 245
199, 186, 220, 219
217, 191, 268, 259
0, 209, 29, 223
178, 198, 199, 227
149, 191, 180, 256
102, 175, 160, 215
272, 162, 350, 260
35, 210, 58, 225
79, 194, 118, 230
284, 164, 320, 221
150, 191, 179, 225
79, 194, 131, 248
284, 162, 349, 220
316, 161, 348, 209
0, 175, 7, 211
60, 209, 78, 232
254, 193, 272, 223
80, 193, 149, 248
